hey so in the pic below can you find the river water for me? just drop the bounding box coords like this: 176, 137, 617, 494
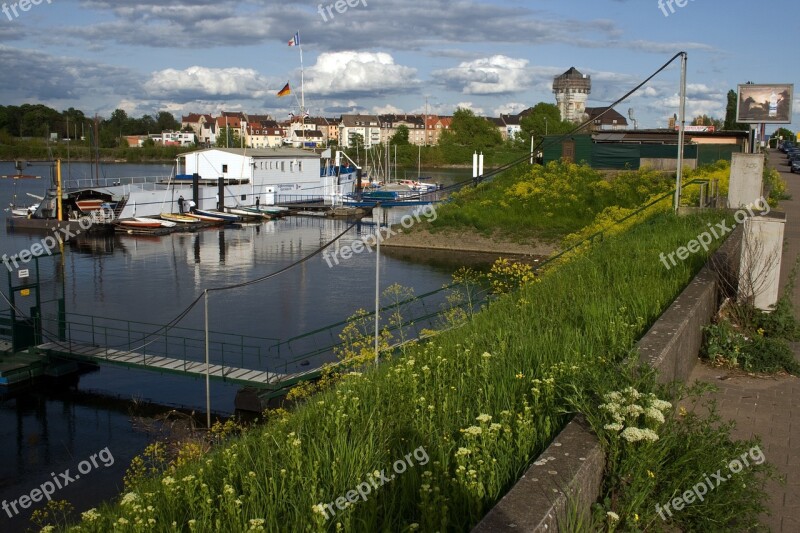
0, 161, 476, 530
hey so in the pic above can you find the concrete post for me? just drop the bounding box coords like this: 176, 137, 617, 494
728, 153, 764, 209
740, 213, 785, 311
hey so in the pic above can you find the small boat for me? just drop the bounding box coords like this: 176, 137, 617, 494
160, 212, 200, 224
76, 199, 106, 213
9, 204, 38, 217
119, 218, 163, 229
186, 212, 226, 223
238, 205, 289, 216
193, 208, 240, 222
226, 207, 265, 219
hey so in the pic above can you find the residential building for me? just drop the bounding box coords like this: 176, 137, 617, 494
339, 114, 381, 148
379, 114, 426, 145
245, 122, 283, 148
584, 107, 628, 131
424, 115, 451, 145
181, 114, 212, 137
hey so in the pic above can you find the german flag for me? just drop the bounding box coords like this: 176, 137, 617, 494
277, 82, 291, 97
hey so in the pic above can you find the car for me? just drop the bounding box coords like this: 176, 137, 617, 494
792, 159, 800, 173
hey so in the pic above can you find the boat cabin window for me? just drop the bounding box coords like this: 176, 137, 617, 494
241, 195, 247, 201
222, 165, 228, 173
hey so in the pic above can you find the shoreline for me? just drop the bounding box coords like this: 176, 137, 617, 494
381, 227, 559, 257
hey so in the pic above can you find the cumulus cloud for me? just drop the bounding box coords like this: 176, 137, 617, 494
145, 66, 276, 101
434, 55, 532, 95
493, 102, 529, 116
454, 102, 485, 115
304, 52, 419, 97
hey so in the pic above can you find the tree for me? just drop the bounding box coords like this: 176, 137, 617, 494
724, 89, 749, 131
691, 114, 723, 129
389, 124, 410, 145
771, 127, 795, 147
348, 132, 364, 151
156, 111, 179, 132
215, 126, 241, 147
518, 103, 573, 143
439, 108, 502, 149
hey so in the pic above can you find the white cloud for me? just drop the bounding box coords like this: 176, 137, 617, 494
305, 51, 419, 96
435, 55, 532, 95
372, 104, 404, 115
145, 66, 275, 100
493, 102, 529, 116
454, 102, 485, 115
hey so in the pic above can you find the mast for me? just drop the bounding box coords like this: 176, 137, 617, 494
299, 31, 306, 146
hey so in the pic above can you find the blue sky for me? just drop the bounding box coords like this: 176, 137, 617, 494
0, 0, 797, 132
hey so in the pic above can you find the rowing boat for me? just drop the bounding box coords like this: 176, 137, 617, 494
193, 208, 240, 222
160, 212, 200, 224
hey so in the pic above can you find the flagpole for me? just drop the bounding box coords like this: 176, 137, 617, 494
299, 31, 306, 146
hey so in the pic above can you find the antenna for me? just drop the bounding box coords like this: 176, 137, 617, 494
627, 108, 638, 130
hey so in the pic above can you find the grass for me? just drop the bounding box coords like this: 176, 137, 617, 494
42, 204, 755, 533
428, 161, 675, 242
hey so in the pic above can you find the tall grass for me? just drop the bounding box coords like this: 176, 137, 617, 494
429, 161, 675, 241
59, 209, 733, 532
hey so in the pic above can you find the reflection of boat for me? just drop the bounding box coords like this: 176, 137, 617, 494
193, 209, 240, 222
160, 213, 200, 224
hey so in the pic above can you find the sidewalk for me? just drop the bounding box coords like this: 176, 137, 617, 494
687, 151, 800, 532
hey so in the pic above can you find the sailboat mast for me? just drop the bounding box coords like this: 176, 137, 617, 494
299, 31, 306, 146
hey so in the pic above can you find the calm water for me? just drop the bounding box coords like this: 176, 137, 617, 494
0, 162, 473, 531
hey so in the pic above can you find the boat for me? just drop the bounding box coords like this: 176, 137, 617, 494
237, 205, 289, 216
118, 218, 164, 229
186, 212, 227, 223
75, 198, 106, 213
193, 208, 240, 222
160, 213, 200, 224
398, 179, 438, 192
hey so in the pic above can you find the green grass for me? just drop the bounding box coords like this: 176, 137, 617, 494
54, 208, 742, 532
428, 161, 675, 242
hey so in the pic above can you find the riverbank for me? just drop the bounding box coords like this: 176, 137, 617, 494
382, 227, 557, 257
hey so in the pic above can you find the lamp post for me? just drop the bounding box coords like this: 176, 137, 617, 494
545, 117, 548, 136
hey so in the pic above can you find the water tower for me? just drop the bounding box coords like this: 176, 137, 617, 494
553, 67, 591, 123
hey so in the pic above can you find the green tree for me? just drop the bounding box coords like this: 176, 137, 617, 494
156, 111, 179, 132
19, 104, 61, 137
724, 89, 749, 131
439, 108, 502, 149
771, 127, 796, 147
215, 126, 241, 147
389, 124, 410, 145
691, 114, 723, 129
518, 103, 574, 143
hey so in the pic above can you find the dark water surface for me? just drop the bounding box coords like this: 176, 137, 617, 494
0, 162, 475, 530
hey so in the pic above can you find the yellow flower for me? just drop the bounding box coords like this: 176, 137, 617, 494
647, 470, 655, 478
679, 406, 688, 417
515, 372, 525, 379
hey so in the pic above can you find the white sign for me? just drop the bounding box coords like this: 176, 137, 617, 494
18, 269, 29, 278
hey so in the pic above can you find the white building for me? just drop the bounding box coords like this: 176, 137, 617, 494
339, 114, 382, 148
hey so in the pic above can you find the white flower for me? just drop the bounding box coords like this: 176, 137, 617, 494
651, 399, 673, 412
607, 511, 620, 522
476, 414, 492, 423
120, 492, 138, 506
621, 427, 659, 443
645, 407, 666, 424
455, 447, 472, 457
604, 423, 624, 432
462, 426, 482, 437
81, 508, 101, 522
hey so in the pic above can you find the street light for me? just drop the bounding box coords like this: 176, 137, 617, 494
545, 117, 548, 136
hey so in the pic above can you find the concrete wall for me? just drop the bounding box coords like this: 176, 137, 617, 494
472, 227, 743, 532
728, 153, 764, 209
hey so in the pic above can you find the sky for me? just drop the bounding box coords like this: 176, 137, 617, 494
0, 0, 797, 133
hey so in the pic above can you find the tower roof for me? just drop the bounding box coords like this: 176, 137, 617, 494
553, 66, 591, 92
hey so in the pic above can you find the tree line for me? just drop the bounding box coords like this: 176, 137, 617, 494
0, 104, 182, 148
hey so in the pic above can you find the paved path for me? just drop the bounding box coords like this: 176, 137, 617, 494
687, 150, 800, 532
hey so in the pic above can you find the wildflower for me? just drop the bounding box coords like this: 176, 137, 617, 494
117, 518, 129, 525
634, 513, 640, 522
679, 406, 688, 417
476, 414, 492, 423
604, 423, 624, 432
455, 447, 472, 457
481, 352, 492, 359
651, 399, 672, 412
647, 470, 655, 478
621, 427, 659, 443
515, 372, 525, 379
645, 407, 666, 424
81, 509, 101, 522
161, 476, 175, 486
462, 426, 483, 437
120, 492, 138, 506
248, 471, 256, 478
607, 511, 619, 522
757, 328, 765, 336
489, 423, 502, 432
224, 484, 235, 495
312, 504, 328, 516
249, 518, 266, 531
188, 519, 196, 529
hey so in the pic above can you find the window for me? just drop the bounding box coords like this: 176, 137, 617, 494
299, 161, 303, 172
222, 164, 228, 173
281, 161, 285, 172
241, 195, 247, 201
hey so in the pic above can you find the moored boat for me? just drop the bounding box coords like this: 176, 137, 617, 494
76, 199, 106, 213
160, 212, 200, 224
119, 218, 164, 229
193, 208, 240, 222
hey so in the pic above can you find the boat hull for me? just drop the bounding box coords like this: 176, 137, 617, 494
160, 213, 200, 224
194, 209, 240, 222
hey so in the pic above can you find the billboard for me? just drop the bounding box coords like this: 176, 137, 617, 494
736, 84, 794, 124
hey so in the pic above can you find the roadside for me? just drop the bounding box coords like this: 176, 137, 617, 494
688, 150, 800, 532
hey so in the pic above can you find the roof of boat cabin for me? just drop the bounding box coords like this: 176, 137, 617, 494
180, 147, 320, 158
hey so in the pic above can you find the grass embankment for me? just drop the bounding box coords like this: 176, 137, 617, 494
48, 206, 762, 532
